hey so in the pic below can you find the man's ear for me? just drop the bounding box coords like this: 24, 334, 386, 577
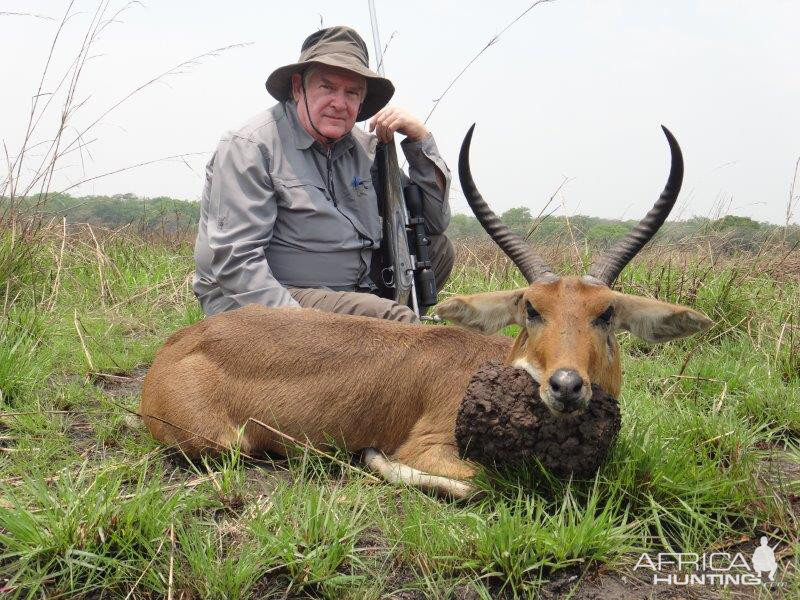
290, 73, 303, 103
435, 289, 525, 334
613, 292, 713, 343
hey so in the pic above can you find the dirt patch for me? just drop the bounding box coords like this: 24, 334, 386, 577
564, 566, 715, 599
358, 526, 391, 559
757, 445, 800, 483
754, 441, 800, 522
91, 366, 148, 398
455, 361, 621, 478
63, 419, 98, 455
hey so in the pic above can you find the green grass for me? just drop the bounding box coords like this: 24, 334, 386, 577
0, 227, 798, 597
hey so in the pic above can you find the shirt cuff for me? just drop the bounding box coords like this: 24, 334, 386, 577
401, 132, 440, 165
401, 133, 451, 194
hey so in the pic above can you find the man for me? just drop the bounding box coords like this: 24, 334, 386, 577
193, 26, 454, 323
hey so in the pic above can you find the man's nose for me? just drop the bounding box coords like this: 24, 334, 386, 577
330, 90, 347, 110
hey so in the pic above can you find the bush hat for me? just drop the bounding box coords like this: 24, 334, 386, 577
266, 26, 395, 122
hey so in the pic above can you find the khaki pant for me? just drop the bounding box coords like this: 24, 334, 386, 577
290, 233, 454, 324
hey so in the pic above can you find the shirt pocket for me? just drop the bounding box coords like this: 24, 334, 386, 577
273, 177, 353, 248
275, 177, 329, 212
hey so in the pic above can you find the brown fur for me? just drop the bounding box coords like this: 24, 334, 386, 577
140, 304, 512, 481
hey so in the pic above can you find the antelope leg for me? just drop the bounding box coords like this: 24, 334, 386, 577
361, 448, 477, 500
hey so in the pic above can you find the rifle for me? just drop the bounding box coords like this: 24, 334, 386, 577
373, 140, 413, 308
372, 140, 438, 314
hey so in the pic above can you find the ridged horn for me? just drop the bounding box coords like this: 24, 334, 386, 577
587, 126, 684, 286
459, 124, 554, 283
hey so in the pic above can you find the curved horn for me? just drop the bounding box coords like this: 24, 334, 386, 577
459, 124, 554, 283
587, 126, 684, 286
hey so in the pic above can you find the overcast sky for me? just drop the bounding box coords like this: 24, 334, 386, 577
2, 1, 799, 224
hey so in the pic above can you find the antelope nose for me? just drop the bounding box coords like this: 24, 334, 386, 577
548, 369, 584, 406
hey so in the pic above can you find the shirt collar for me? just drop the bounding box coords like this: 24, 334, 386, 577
284, 100, 354, 158
285, 100, 315, 150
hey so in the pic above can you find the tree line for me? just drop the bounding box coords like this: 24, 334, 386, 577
451, 207, 799, 253
14, 192, 200, 234
7, 193, 797, 252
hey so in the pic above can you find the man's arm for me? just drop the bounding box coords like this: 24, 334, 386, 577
369, 107, 452, 235
400, 133, 451, 235
206, 135, 300, 308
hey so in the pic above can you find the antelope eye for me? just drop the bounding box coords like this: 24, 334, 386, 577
526, 302, 541, 322
594, 306, 615, 327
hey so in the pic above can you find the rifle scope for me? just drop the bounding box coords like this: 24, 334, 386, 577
403, 183, 437, 308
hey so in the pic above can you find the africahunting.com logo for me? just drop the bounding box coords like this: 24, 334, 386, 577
634, 536, 782, 587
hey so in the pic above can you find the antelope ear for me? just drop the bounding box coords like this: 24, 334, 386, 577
613, 293, 713, 343
435, 289, 525, 334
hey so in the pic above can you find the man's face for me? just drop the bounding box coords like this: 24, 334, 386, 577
291, 66, 365, 142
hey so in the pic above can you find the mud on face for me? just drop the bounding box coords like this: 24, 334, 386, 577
455, 361, 621, 479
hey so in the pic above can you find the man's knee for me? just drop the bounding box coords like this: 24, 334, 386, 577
196, 289, 237, 317
371, 296, 419, 323
331, 291, 419, 323
341, 293, 418, 323
291, 286, 419, 324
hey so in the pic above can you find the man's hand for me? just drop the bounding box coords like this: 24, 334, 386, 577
368, 107, 429, 143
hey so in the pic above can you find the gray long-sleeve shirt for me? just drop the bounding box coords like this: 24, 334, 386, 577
193, 100, 451, 315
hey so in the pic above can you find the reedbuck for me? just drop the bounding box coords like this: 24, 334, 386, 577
140, 125, 712, 498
